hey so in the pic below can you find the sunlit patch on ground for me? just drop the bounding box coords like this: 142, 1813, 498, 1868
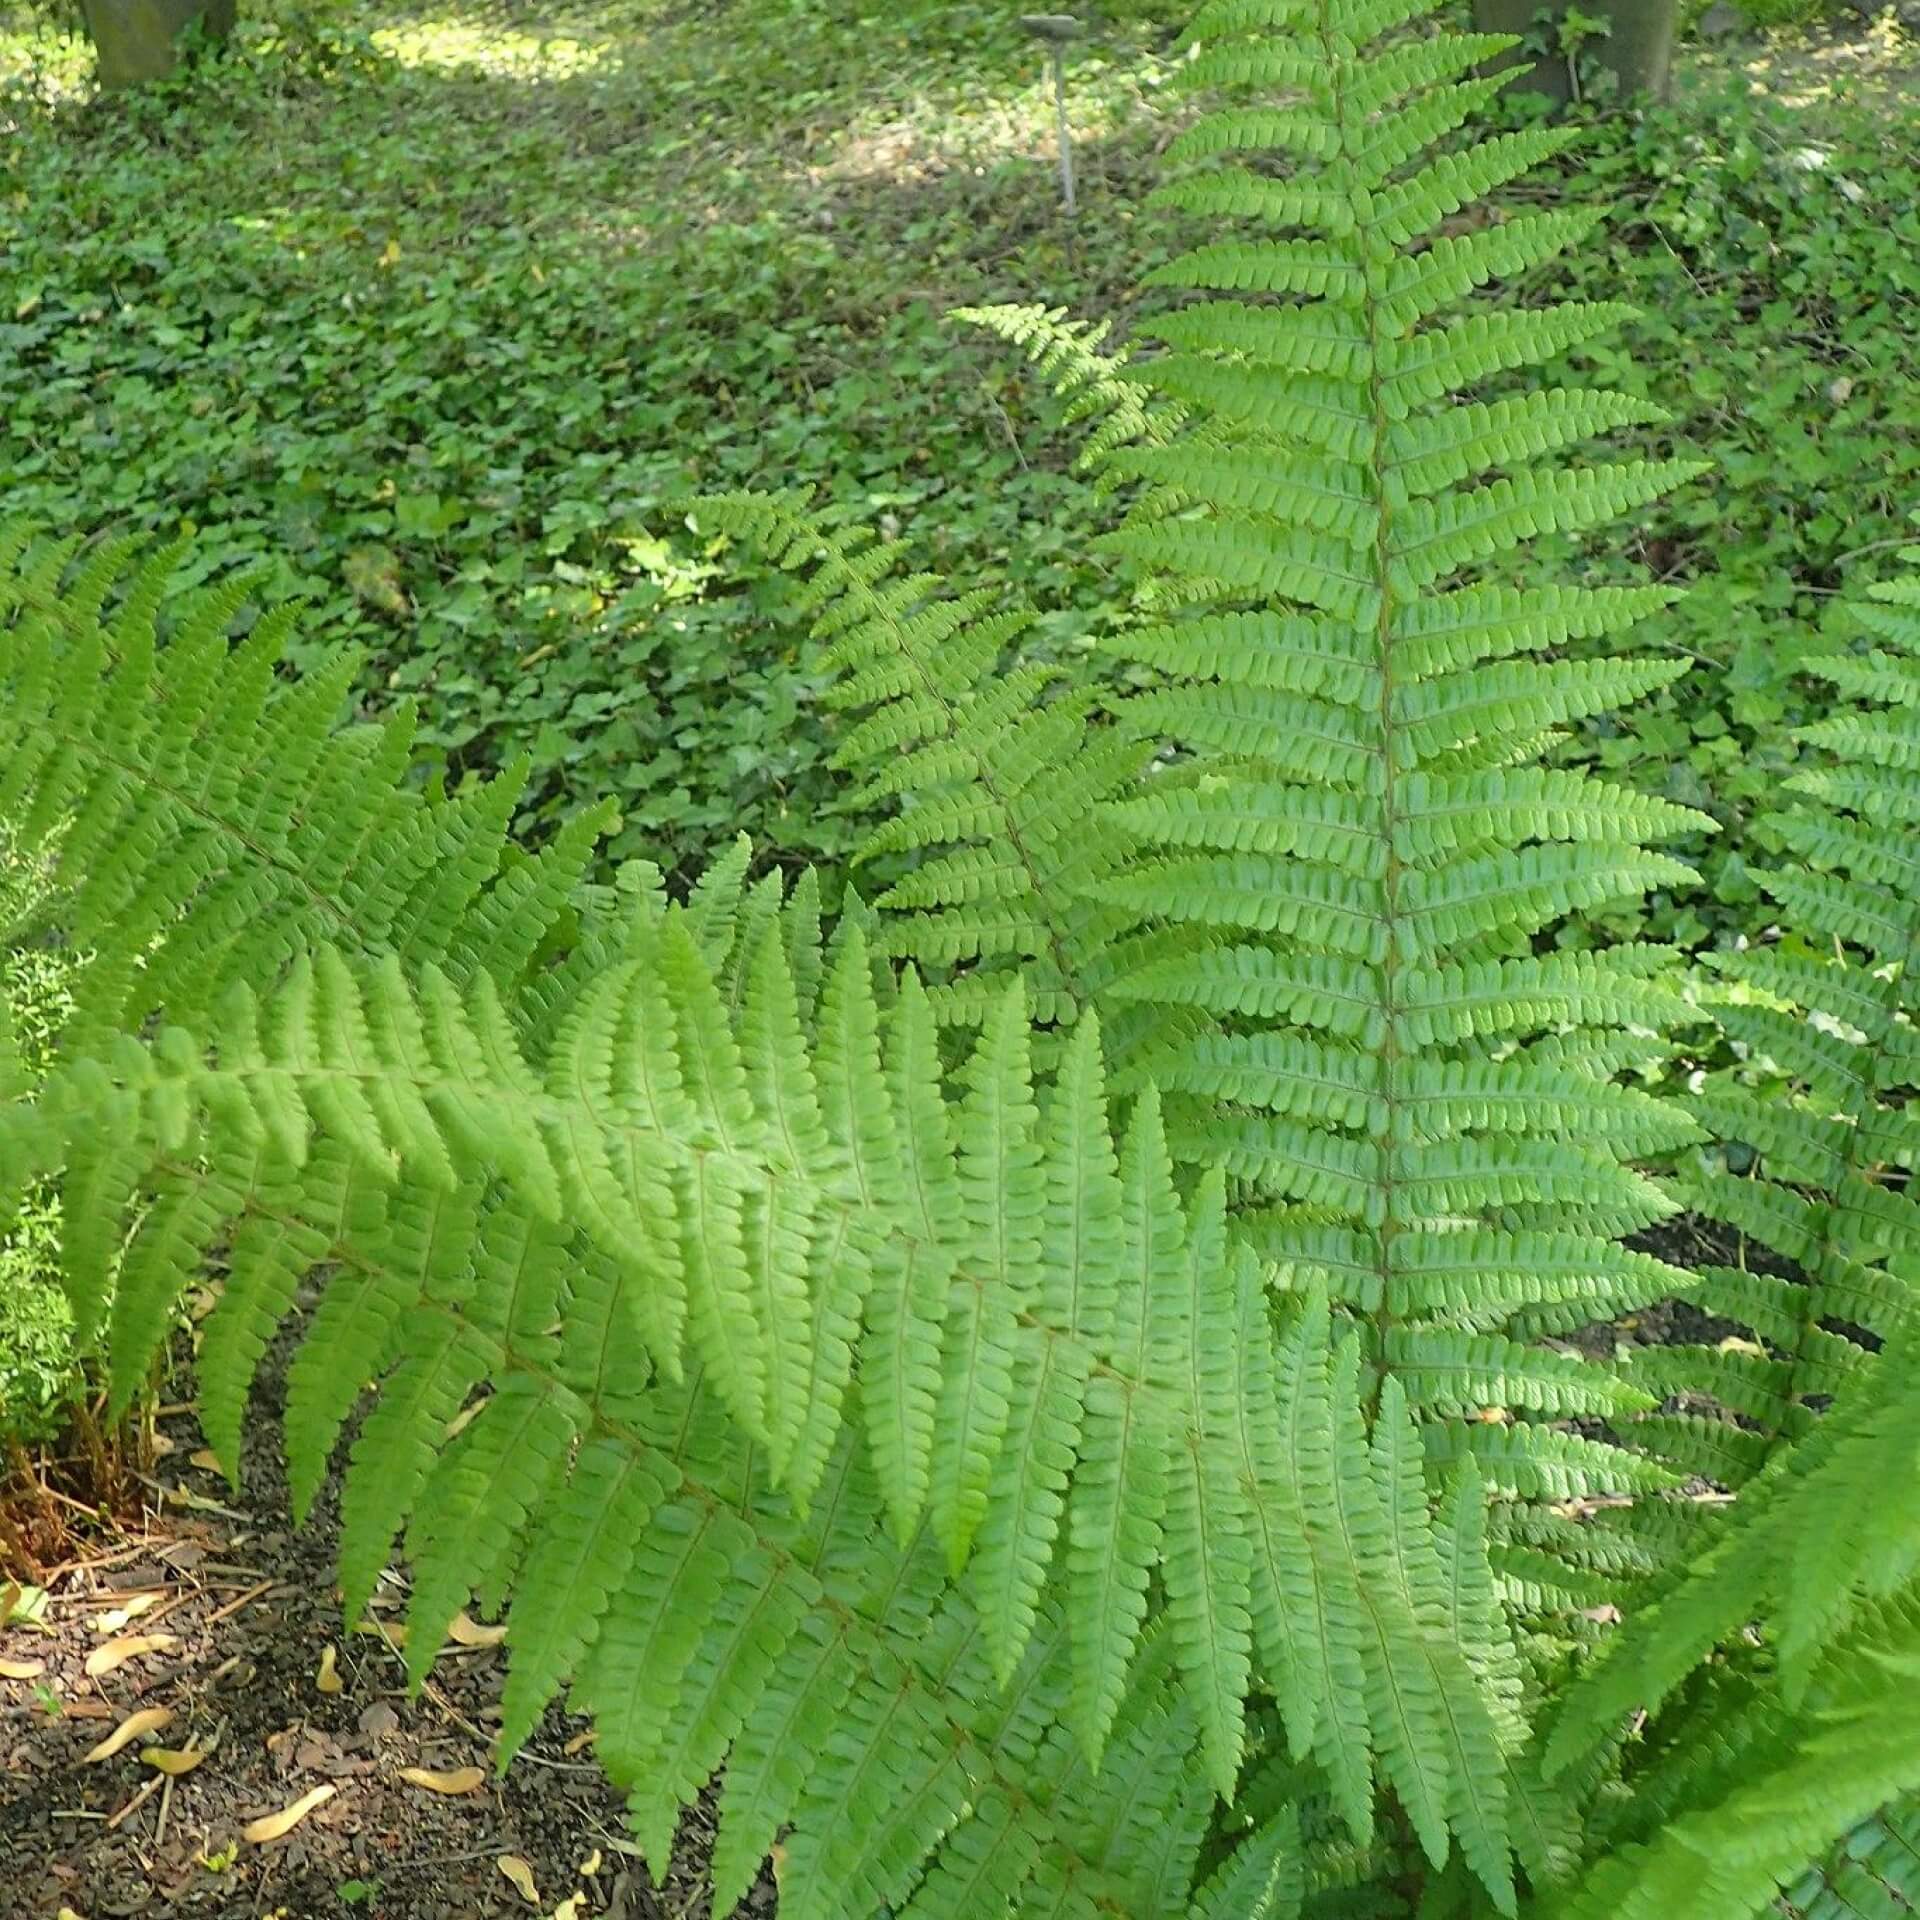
1686, 5, 1919, 110
368, 16, 614, 78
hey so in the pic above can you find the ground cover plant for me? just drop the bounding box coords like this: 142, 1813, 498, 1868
1, 0, 1914, 905
2, 0, 1918, 1913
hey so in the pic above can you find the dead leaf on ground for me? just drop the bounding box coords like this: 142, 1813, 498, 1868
562, 1730, 597, 1756
443, 1398, 486, 1441
84, 1706, 173, 1763
85, 1632, 179, 1677
243, 1782, 338, 1843
447, 1611, 507, 1648
399, 1764, 486, 1795
142, 1747, 207, 1776
552, 1896, 585, 1920
353, 1618, 408, 1649
94, 1592, 163, 1634
579, 1848, 602, 1877
0, 1655, 46, 1679
315, 1643, 343, 1694
497, 1854, 540, 1906
357, 1699, 400, 1738
188, 1448, 223, 1472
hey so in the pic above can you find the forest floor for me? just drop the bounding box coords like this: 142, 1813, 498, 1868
1, 1337, 771, 1920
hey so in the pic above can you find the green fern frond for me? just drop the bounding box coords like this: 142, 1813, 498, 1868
1064, 17, 1717, 1851
0, 532, 605, 1055
689, 490, 1143, 1029
1684, 542, 1920, 1447
954, 302, 1184, 480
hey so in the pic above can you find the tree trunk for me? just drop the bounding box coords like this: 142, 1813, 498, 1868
81, 0, 235, 90
1471, 0, 1677, 104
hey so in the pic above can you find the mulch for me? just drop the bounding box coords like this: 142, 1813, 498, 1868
1, 1371, 775, 1920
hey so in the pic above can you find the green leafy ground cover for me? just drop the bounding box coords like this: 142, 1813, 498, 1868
5, 0, 1912, 895
1, 0, 1916, 1424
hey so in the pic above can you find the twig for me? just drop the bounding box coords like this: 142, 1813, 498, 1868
204, 1578, 279, 1627
106, 1772, 164, 1830
1831, 532, 1918, 567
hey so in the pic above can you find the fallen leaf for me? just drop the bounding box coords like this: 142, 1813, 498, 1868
84, 1706, 173, 1763
498, 1854, 540, 1906
357, 1700, 400, 1738
443, 1399, 486, 1441
579, 1848, 602, 1877
165, 1484, 245, 1517
1717, 1334, 1769, 1358
353, 1618, 409, 1649
562, 1730, 597, 1756
57, 1908, 87, 1920
552, 1896, 585, 1920
188, 1448, 223, 1472
0, 1656, 46, 1680
316, 1644, 343, 1695
243, 1783, 338, 1843
399, 1765, 486, 1795
447, 1612, 507, 1648
85, 1633, 179, 1677
0, 1581, 50, 1630
94, 1592, 163, 1634
143, 1747, 207, 1776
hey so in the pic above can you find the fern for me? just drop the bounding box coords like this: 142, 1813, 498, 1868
10, 5, 1920, 1915
688, 490, 1146, 1034
0, 532, 1312, 1911
954, 303, 1185, 482
1682, 538, 1920, 1474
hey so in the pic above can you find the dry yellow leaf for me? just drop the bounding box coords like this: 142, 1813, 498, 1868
398, 1765, 485, 1795
315, 1644, 343, 1695
0, 1656, 46, 1680
84, 1633, 179, 1677
188, 1448, 223, 1472
562, 1730, 597, 1756
83, 1706, 173, 1763
243, 1783, 338, 1844
353, 1619, 409, 1649
94, 1592, 163, 1634
578, 1848, 602, 1877
142, 1747, 207, 1776
57, 1908, 87, 1919
447, 1612, 507, 1648
443, 1399, 485, 1441
1717, 1334, 1769, 1358
552, 1896, 585, 1920
497, 1854, 540, 1906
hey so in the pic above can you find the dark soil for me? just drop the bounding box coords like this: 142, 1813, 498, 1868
1, 1338, 776, 1920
